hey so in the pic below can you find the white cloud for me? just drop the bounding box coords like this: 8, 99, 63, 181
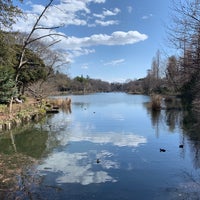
32, 2, 89, 27
93, 8, 120, 19
58, 48, 95, 64
95, 19, 119, 26
142, 14, 153, 20
12, 1, 148, 63
93, 13, 105, 19
102, 8, 121, 17
93, 8, 121, 22
59, 31, 148, 49
31, 4, 46, 14
93, 8, 121, 26
49, 30, 147, 62
15, 0, 107, 30
104, 59, 125, 66
69, 48, 95, 57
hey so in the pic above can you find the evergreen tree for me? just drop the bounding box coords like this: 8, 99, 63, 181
0, 66, 17, 103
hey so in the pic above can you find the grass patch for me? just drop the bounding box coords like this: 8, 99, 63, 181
150, 95, 162, 111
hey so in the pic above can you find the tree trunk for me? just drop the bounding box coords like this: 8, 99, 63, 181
9, 96, 14, 114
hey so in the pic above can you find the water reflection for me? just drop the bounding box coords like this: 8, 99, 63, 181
38, 150, 118, 185
146, 100, 183, 134
145, 100, 200, 198
0, 126, 48, 158
0, 126, 48, 199
146, 99, 200, 171
68, 131, 147, 147
43, 112, 147, 149
1, 93, 200, 199
183, 110, 200, 169
38, 109, 146, 186
61, 104, 72, 114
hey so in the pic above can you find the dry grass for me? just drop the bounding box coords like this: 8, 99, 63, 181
0, 98, 40, 123
48, 97, 71, 109
150, 95, 162, 111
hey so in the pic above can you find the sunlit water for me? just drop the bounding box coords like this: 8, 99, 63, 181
1, 93, 200, 199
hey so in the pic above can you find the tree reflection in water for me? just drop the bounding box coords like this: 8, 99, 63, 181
146, 98, 200, 198
0, 126, 48, 199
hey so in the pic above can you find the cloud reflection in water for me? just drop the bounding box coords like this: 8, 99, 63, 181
40, 114, 147, 185
70, 131, 147, 147
38, 151, 118, 185
49, 119, 147, 148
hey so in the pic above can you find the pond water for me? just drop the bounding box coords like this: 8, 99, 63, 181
1, 92, 200, 200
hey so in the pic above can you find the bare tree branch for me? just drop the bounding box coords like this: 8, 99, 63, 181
28, 33, 67, 45
15, 0, 67, 81
9, 0, 69, 112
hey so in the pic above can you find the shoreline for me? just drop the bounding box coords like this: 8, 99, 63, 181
0, 97, 71, 133
0, 99, 46, 132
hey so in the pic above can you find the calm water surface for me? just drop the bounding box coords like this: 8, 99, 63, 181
1, 92, 200, 200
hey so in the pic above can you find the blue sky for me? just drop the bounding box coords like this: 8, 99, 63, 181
13, 0, 172, 82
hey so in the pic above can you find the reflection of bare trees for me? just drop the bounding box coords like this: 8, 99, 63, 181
165, 110, 182, 132
150, 110, 162, 138
145, 98, 184, 135
190, 141, 200, 169
182, 109, 200, 169
146, 98, 200, 177
146, 98, 200, 169
164, 98, 183, 132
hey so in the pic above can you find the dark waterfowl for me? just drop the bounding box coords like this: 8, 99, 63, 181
179, 144, 184, 148
160, 148, 166, 152
96, 159, 100, 163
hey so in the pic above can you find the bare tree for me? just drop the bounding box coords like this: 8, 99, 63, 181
143, 50, 163, 94
167, 0, 200, 107
165, 55, 180, 92
9, 0, 67, 112
14, 0, 65, 83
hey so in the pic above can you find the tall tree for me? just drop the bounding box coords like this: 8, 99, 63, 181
169, 0, 200, 106
14, 0, 67, 84
144, 50, 162, 94
0, 0, 69, 112
6, 0, 67, 111
165, 55, 180, 92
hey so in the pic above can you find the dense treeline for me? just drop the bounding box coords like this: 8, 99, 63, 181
47, 73, 146, 94
51, 73, 111, 93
